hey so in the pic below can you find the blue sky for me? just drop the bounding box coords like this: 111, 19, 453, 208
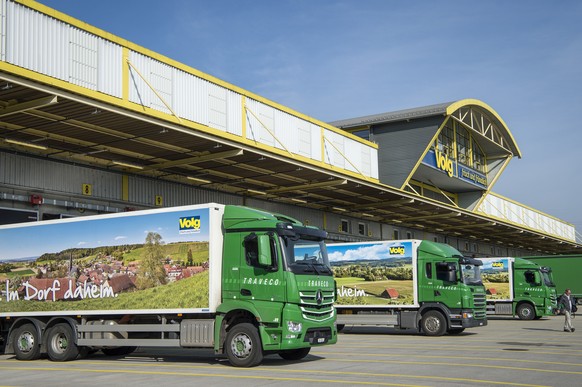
0, 208, 210, 261
36, 1, 582, 239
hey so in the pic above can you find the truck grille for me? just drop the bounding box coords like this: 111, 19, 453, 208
299, 290, 335, 322
473, 291, 487, 320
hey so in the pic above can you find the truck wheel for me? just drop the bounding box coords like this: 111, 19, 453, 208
46, 323, 80, 362
516, 304, 535, 320
421, 311, 447, 336
279, 347, 311, 361
13, 323, 41, 361
225, 323, 263, 367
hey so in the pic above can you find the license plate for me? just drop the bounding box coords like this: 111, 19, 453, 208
317, 338, 325, 343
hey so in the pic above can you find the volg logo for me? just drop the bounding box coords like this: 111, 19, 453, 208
389, 246, 405, 255
179, 216, 201, 234
492, 262, 504, 269
435, 150, 454, 177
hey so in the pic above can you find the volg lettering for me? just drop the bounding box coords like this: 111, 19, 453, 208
435, 150, 454, 177
389, 246, 405, 255
179, 216, 201, 234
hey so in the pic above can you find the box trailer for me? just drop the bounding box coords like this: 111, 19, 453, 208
523, 255, 582, 303
0, 203, 336, 367
327, 240, 487, 336
480, 257, 557, 319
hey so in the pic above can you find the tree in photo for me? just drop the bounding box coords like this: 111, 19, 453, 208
136, 232, 168, 290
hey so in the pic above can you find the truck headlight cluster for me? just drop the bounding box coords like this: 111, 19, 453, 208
287, 321, 302, 333
462, 312, 473, 319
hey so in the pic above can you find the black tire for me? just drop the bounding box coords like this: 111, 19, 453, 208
279, 347, 311, 361
516, 303, 535, 320
101, 346, 137, 356
447, 328, 465, 335
225, 323, 263, 367
421, 310, 447, 336
13, 323, 41, 361
46, 323, 79, 362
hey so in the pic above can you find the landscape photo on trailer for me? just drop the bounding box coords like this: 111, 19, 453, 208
481, 258, 511, 301
328, 241, 414, 306
0, 207, 211, 313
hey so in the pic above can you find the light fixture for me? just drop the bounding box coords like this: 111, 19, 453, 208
247, 189, 267, 195
4, 139, 48, 150
332, 207, 347, 212
291, 198, 307, 204
187, 176, 211, 184
362, 213, 375, 218
112, 161, 144, 170
391, 219, 403, 224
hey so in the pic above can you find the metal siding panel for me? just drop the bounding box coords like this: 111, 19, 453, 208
98, 39, 122, 97
310, 123, 322, 161
128, 51, 151, 107
208, 82, 227, 131
127, 175, 242, 207
0, 0, 6, 62
174, 68, 209, 125
70, 27, 99, 90
226, 89, 242, 136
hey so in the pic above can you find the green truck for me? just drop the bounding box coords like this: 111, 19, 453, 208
524, 255, 581, 303
0, 203, 336, 367
480, 257, 557, 319
327, 239, 487, 336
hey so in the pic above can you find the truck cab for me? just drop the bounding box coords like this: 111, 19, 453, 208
511, 258, 557, 319
416, 241, 487, 334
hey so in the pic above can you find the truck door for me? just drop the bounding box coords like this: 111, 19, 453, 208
422, 261, 461, 308
238, 232, 285, 304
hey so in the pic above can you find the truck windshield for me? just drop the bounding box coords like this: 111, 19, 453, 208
284, 239, 333, 276
461, 263, 483, 286
541, 270, 555, 287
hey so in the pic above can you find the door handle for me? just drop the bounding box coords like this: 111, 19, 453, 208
434, 290, 441, 297
241, 288, 252, 296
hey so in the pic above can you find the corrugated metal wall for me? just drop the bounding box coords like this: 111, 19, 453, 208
0, 152, 122, 200
478, 193, 575, 242
1, 0, 378, 181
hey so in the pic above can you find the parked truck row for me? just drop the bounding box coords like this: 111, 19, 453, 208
3, 202, 575, 368
0, 203, 337, 367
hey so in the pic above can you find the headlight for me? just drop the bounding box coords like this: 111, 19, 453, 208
287, 321, 302, 333
462, 312, 473, 319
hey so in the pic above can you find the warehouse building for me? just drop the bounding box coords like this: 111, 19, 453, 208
0, 0, 579, 256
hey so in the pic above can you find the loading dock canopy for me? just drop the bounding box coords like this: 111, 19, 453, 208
0, 75, 578, 254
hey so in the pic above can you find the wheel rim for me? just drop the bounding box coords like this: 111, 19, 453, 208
425, 316, 441, 333
520, 307, 532, 318
50, 333, 68, 354
18, 332, 35, 353
230, 332, 253, 359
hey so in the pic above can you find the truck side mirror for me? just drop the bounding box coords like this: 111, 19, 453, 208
257, 234, 273, 267
436, 262, 457, 283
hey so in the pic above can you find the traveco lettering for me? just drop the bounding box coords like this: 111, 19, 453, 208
308, 280, 330, 287
492, 262, 504, 269
389, 246, 405, 255
435, 150, 454, 177
179, 216, 201, 234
